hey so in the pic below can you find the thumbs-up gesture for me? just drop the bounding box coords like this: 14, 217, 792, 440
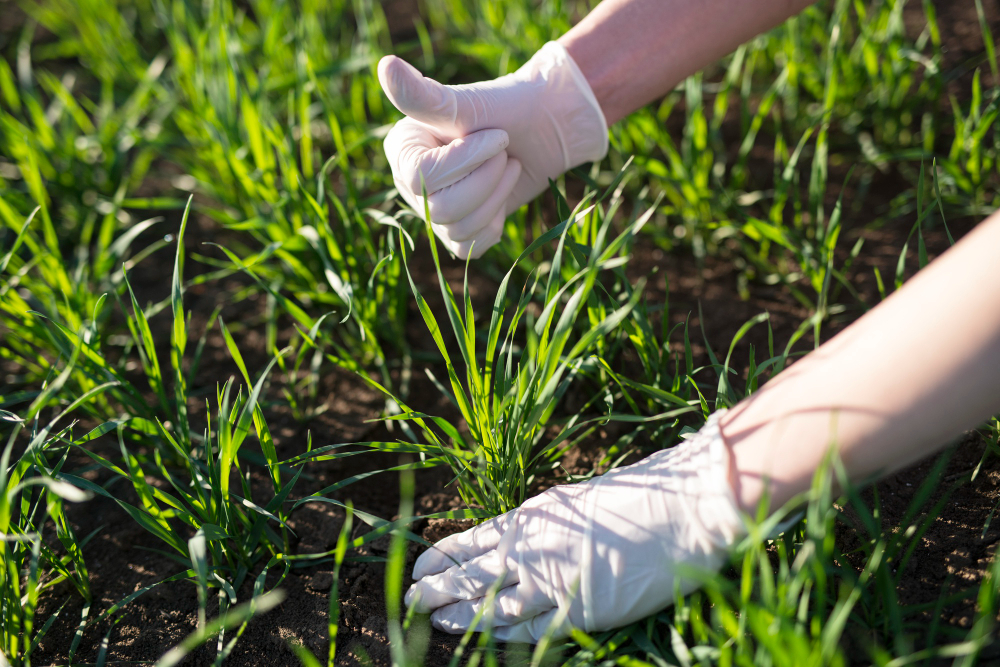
377, 42, 609, 258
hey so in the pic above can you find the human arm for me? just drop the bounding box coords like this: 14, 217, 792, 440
560, 0, 814, 125
378, 0, 816, 257
724, 210, 1000, 513
404, 212, 1000, 642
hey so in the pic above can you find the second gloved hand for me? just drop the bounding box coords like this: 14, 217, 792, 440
404, 412, 745, 643
378, 41, 608, 259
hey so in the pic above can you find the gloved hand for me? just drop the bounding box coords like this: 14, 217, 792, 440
378, 41, 609, 259
404, 412, 746, 643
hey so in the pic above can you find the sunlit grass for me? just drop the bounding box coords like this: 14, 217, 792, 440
1, 0, 998, 664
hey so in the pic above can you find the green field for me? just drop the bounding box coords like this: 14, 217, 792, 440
2, 0, 1000, 664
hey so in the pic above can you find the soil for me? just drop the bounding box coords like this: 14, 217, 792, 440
8, 1, 1000, 665
843, 431, 1000, 636
906, 0, 1000, 95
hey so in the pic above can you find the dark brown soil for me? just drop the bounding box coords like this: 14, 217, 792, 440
852, 431, 1000, 633
907, 0, 1000, 95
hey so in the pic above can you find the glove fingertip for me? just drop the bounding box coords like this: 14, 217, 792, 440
491, 607, 564, 645
404, 583, 417, 608
377, 55, 415, 106
376, 55, 396, 90
377, 55, 456, 130
430, 604, 475, 635
468, 210, 507, 259
377, 55, 421, 108
412, 547, 457, 580
460, 128, 509, 155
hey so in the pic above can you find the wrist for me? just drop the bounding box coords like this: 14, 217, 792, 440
677, 410, 747, 545
558, 32, 630, 126
719, 404, 773, 516
528, 42, 609, 168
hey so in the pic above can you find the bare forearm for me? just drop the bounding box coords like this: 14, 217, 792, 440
559, 0, 815, 125
723, 213, 1000, 513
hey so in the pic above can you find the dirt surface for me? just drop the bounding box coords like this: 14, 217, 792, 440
850, 432, 1000, 632
906, 0, 1000, 95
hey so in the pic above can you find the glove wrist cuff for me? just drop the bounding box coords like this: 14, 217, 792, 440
697, 410, 747, 545
526, 41, 610, 170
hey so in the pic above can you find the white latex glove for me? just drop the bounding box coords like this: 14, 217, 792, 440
378, 41, 609, 259
404, 412, 745, 643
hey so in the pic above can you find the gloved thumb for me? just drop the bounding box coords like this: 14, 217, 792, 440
378, 55, 464, 134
